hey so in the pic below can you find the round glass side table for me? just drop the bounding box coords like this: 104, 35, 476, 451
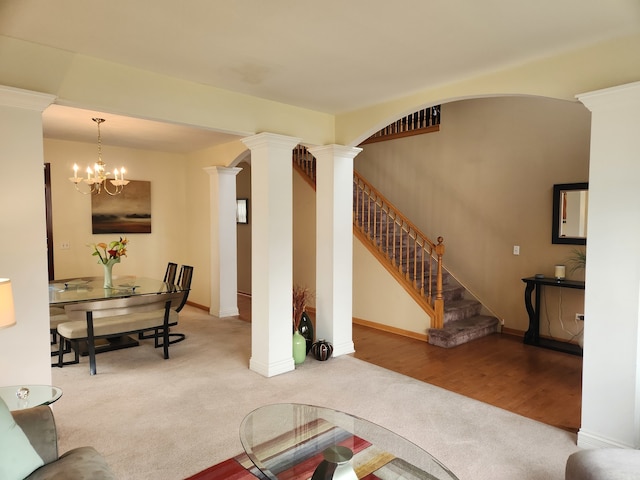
0, 385, 62, 411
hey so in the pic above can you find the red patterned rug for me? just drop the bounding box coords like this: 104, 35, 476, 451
185, 454, 263, 480
185, 419, 436, 480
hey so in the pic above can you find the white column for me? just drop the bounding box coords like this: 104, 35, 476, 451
204, 166, 242, 317
309, 145, 362, 357
577, 81, 640, 448
242, 133, 301, 377
0, 86, 55, 385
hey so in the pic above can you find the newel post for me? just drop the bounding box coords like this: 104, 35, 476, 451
434, 236, 445, 329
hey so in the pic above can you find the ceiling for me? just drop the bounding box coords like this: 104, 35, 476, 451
41, 105, 242, 154
1, 0, 639, 151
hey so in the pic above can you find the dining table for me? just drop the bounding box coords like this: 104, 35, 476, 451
49, 275, 183, 306
49, 275, 186, 355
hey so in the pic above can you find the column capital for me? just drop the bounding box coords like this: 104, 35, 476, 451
0, 85, 56, 111
578, 81, 640, 112
203, 166, 242, 177
241, 132, 301, 151
309, 144, 362, 160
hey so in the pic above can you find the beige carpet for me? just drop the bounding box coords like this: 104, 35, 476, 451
50, 305, 580, 480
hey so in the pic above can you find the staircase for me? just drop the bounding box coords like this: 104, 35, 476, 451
293, 145, 499, 347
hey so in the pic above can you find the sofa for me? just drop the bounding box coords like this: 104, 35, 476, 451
1, 399, 115, 480
566, 449, 640, 480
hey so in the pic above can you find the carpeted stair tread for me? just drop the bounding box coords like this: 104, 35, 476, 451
443, 299, 482, 324
428, 315, 500, 348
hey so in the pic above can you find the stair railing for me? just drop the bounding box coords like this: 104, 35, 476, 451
293, 145, 316, 188
353, 172, 445, 328
293, 145, 445, 329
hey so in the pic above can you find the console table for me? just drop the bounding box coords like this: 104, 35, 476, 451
522, 276, 585, 356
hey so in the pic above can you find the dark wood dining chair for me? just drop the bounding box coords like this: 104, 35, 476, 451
138, 262, 178, 342
164, 262, 178, 285
140, 265, 192, 345
164, 265, 193, 344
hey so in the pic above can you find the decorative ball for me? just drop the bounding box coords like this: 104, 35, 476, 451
311, 339, 333, 361
16, 387, 30, 400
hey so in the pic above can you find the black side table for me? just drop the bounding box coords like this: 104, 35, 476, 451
522, 276, 585, 356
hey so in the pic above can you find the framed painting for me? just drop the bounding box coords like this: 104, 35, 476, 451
91, 180, 151, 234
236, 198, 248, 224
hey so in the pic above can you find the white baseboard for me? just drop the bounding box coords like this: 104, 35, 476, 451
578, 429, 636, 449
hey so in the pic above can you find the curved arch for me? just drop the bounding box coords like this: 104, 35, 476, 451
348, 93, 570, 147
228, 148, 251, 167
337, 33, 640, 146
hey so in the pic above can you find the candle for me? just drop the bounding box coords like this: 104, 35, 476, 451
554, 265, 566, 280
86, 167, 92, 180
73, 164, 79, 179
114, 168, 119, 181
120, 168, 125, 182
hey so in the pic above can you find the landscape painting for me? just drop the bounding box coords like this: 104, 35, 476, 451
91, 180, 151, 234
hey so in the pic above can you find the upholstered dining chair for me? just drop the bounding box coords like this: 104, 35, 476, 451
50, 307, 73, 365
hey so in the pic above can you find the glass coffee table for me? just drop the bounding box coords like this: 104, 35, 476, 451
240, 403, 459, 479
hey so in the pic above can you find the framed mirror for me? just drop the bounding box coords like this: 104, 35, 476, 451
552, 182, 588, 245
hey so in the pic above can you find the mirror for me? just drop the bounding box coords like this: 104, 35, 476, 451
552, 183, 588, 245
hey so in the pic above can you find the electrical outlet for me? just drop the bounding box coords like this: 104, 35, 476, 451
60, 241, 70, 250
513, 245, 520, 255
575, 313, 584, 321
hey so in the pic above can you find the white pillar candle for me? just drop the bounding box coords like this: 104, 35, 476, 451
554, 265, 566, 279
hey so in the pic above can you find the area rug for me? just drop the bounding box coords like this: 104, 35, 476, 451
185, 418, 440, 480
186, 451, 438, 480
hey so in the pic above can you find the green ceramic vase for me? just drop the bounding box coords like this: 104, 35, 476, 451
292, 330, 306, 365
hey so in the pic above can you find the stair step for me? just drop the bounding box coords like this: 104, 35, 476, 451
427, 315, 500, 348
440, 283, 465, 302
353, 179, 496, 349
443, 299, 482, 324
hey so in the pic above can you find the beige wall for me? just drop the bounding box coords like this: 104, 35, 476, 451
182, 141, 245, 308
236, 162, 252, 294
354, 96, 590, 338
353, 239, 432, 337
292, 169, 317, 299
47, 138, 189, 276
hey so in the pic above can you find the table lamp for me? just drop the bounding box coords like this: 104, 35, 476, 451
0, 278, 16, 329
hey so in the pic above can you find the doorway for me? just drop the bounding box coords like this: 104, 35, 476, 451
44, 163, 54, 280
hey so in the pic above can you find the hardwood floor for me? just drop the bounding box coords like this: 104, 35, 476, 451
352, 324, 582, 433
235, 294, 582, 433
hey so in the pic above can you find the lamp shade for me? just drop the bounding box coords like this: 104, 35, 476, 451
0, 278, 16, 329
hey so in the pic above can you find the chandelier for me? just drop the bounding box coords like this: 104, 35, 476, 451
69, 118, 129, 195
